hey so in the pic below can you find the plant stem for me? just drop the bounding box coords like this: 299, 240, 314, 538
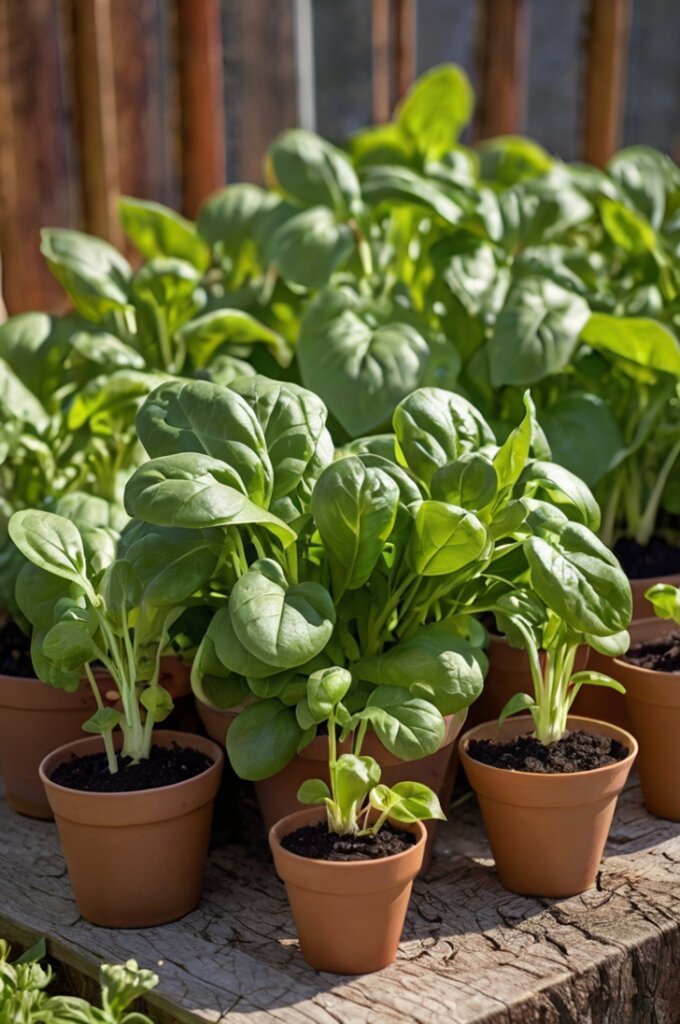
85, 663, 118, 775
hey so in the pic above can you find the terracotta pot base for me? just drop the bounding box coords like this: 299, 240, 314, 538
270, 806, 426, 974
40, 730, 224, 927
460, 715, 637, 897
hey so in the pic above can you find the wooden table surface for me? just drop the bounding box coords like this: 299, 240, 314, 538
1, 772, 680, 1024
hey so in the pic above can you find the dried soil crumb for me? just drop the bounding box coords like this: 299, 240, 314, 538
281, 821, 416, 861
467, 729, 628, 774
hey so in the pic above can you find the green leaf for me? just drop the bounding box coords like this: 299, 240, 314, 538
178, 309, 291, 370
488, 277, 591, 387
140, 684, 174, 723
43, 619, 96, 668
297, 287, 430, 437
335, 753, 378, 812
498, 691, 536, 726
9, 511, 90, 591
520, 460, 602, 531
581, 314, 680, 376
98, 560, 142, 632
312, 456, 399, 594
307, 666, 352, 722
645, 583, 680, 625
268, 129, 360, 213
570, 670, 625, 694
197, 183, 278, 248
118, 196, 210, 270
431, 453, 498, 511
298, 778, 331, 804
396, 63, 474, 159
40, 228, 132, 321
493, 392, 535, 491
226, 699, 303, 780
360, 165, 468, 225
82, 707, 123, 737
100, 959, 159, 1015
385, 780, 446, 823
229, 559, 335, 670
265, 206, 355, 290
600, 197, 656, 252
355, 623, 487, 715
409, 501, 488, 576
539, 393, 624, 489
356, 686, 445, 760
477, 136, 553, 186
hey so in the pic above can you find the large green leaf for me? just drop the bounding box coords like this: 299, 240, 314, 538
539, 393, 624, 488
268, 129, 360, 213
581, 314, 680, 376
9, 511, 89, 591
178, 309, 290, 369
40, 228, 132, 321
355, 686, 445, 761
488, 277, 591, 387
118, 196, 210, 270
395, 63, 474, 159
409, 501, 488, 575
228, 559, 335, 670
360, 165, 468, 225
265, 206, 355, 290
312, 456, 399, 594
226, 699, 304, 780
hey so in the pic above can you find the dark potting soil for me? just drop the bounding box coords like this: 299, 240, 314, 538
613, 535, 680, 581
50, 742, 213, 793
281, 821, 416, 861
625, 631, 680, 673
467, 730, 629, 774
0, 618, 34, 677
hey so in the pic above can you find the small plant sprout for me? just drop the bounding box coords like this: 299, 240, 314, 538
491, 592, 629, 745
645, 583, 680, 626
9, 509, 181, 773
296, 667, 446, 835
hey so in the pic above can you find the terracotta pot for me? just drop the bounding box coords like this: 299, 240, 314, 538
0, 673, 111, 819
459, 715, 637, 897
630, 572, 680, 621
467, 636, 589, 729
195, 698, 238, 746
257, 709, 467, 872
269, 806, 426, 974
578, 647, 632, 732
613, 618, 680, 820
39, 730, 223, 927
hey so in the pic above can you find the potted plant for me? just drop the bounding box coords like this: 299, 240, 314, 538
612, 583, 680, 819
9, 509, 223, 928
460, 512, 638, 897
268, 666, 445, 974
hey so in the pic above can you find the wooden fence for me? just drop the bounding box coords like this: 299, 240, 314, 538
0, 0, 671, 316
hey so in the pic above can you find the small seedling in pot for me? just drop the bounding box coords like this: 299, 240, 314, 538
294, 667, 446, 843
645, 583, 680, 627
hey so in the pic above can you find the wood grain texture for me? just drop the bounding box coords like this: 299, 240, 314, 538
71, 0, 122, 246
176, 0, 226, 217
372, 0, 393, 122
2, 773, 680, 1023
474, 0, 528, 140
394, 0, 416, 102
0, 0, 79, 313
583, 0, 632, 167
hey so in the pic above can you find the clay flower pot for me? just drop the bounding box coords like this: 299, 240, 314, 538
613, 618, 680, 820
269, 806, 426, 974
0, 673, 106, 819
195, 698, 239, 746
459, 715, 637, 898
467, 637, 590, 729
630, 572, 680, 621
39, 730, 223, 927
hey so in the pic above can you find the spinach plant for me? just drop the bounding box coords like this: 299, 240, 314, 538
645, 582, 680, 627
296, 667, 445, 835
8, 509, 186, 771
0, 938, 157, 1024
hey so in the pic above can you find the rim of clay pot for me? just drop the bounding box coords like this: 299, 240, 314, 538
39, 729, 224, 807
269, 805, 427, 872
629, 571, 680, 590
459, 715, 638, 781
0, 669, 117, 710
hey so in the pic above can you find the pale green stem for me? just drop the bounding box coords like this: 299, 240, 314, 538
635, 436, 680, 546
85, 663, 118, 775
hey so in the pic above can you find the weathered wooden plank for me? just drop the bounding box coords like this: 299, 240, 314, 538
2, 774, 680, 1023
394, 0, 416, 102
474, 0, 528, 140
583, 0, 632, 167
176, 0, 226, 217
222, 0, 297, 184
371, 0, 392, 122
0, 0, 79, 313
71, 0, 122, 246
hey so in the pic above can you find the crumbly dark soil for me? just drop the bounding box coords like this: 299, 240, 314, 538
281, 821, 416, 861
613, 535, 680, 580
625, 631, 680, 673
50, 742, 213, 793
0, 618, 34, 677
467, 729, 629, 774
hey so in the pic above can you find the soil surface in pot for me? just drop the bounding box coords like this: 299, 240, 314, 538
625, 631, 680, 673
281, 821, 416, 861
0, 618, 34, 677
467, 730, 629, 773
613, 535, 680, 580
50, 742, 214, 793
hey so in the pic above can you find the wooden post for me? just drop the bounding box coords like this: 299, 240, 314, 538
371, 0, 392, 122
394, 0, 416, 102
72, 0, 122, 245
177, 0, 226, 217
583, 0, 632, 167
474, 0, 528, 140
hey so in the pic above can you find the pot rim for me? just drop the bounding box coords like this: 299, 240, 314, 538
39, 729, 224, 801
613, 617, 680, 682
629, 570, 680, 588
459, 714, 638, 780
269, 805, 427, 868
